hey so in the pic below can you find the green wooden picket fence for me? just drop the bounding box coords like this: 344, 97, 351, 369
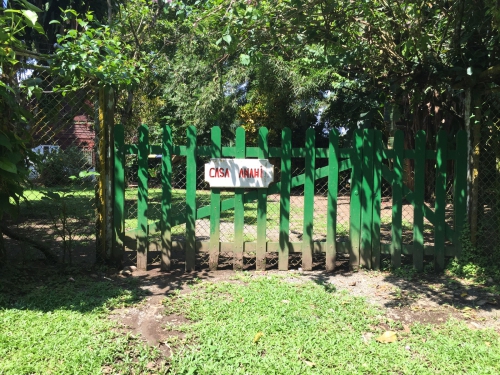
114, 125, 468, 272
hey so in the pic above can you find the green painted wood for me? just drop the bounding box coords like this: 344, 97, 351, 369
302, 128, 316, 271
372, 130, 382, 270
434, 130, 448, 271
454, 130, 468, 256
234, 127, 246, 271
350, 130, 363, 270
360, 129, 374, 269
137, 125, 149, 270
391, 130, 404, 268
209, 126, 222, 270
381, 164, 454, 242
257, 127, 269, 270
326, 129, 339, 271
161, 125, 173, 271
279, 128, 292, 270
129, 159, 354, 240
185, 126, 197, 272
113, 124, 125, 264
413, 130, 426, 271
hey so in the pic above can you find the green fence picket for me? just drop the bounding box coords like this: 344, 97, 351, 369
137, 125, 149, 270
185, 126, 197, 272
360, 129, 374, 268
257, 127, 269, 270
413, 130, 426, 271
302, 128, 316, 270
326, 129, 339, 271
161, 125, 173, 271
234, 127, 246, 270
209, 126, 222, 270
454, 130, 468, 256
391, 130, 404, 268
279, 128, 292, 270
113, 124, 125, 265
350, 129, 363, 270
434, 130, 448, 270
372, 130, 382, 270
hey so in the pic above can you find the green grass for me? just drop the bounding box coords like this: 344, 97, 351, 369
0, 268, 163, 375
164, 275, 500, 375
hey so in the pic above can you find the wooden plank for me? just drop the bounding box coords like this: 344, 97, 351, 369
349, 130, 363, 270
360, 129, 374, 269
113, 124, 125, 264
326, 129, 339, 271
160, 125, 173, 271
391, 130, 404, 268
234, 127, 246, 271
256, 127, 269, 270
413, 130, 426, 271
136, 125, 149, 270
302, 128, 316, 271
434, 130, 447, 271
453, 130, 468, 257
209, 126, 222, 270
279, 128, 292, 270
185, 126, 197, 272
372, 130, 382, 270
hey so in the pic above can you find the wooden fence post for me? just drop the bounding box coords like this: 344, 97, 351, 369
413, 130, 426, 271
161, 125, 173, 271
209, 126, 222, 270
391, 130, 404, 268
372, 130, 382, 270
113, 123, 125, 265
350, 129, 363, 270
326, 129, 339, 272
256, 127, 269, 270
454, 130, 468, 257
434, 130, 448, 271
96, 86, 118, 265
279, 128, 292, 270
234, 127, 246, 270
137, 125, 149, 270
302, 128, 316, 271
185, 126, 197, 272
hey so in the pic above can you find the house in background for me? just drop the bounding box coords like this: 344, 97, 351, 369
52, 114, 96, 165
31, 113, 96, 166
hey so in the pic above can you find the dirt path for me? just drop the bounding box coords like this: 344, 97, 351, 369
110, 266, 500, 358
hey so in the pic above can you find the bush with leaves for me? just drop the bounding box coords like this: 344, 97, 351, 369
37, 147, 92, 187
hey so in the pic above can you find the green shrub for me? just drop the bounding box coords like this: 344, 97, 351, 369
38, 147, 91, 187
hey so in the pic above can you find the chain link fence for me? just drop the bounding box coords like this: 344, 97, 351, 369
474, 93, 500, 255
3, 65, 99, 265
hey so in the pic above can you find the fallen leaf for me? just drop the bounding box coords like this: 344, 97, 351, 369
461, 292, 468, 298
253, 332, 264, 343
281, 300, 290, 304
303, 360, 315, 367
376, 331, 397, 343
240, 298, 244, 303
349, 281, 357, 286
486, 342, 491, 347
403, 325, 411, 333
362, 332, 374, 344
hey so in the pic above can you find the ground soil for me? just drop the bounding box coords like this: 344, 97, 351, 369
109, 263, 500, 359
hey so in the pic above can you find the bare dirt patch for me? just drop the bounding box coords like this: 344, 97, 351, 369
109, 264, 500, 359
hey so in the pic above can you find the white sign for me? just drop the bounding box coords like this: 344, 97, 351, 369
204, 159, 274, 188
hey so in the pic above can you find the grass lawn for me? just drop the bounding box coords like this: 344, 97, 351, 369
164, 274, 500, 375
0, 268, 162, 375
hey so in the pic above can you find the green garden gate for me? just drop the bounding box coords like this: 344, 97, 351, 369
114, 125, 467, 272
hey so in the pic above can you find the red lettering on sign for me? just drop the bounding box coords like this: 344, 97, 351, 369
209, 168, 215, 178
